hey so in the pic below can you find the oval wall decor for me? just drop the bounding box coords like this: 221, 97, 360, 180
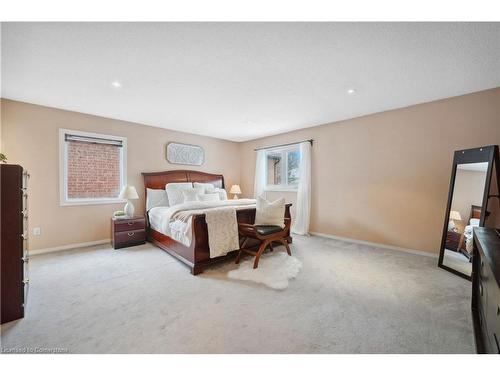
166, 142, 205, 166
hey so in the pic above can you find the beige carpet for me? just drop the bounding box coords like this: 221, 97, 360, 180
0, 235, 474, 353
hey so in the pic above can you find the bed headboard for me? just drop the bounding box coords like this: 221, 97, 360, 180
469, 204, 490, 223
141, 170, 225, 204
470, 205, 483, 221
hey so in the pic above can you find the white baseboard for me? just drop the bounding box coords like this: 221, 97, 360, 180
309, 231, 437, 258
30, 239, 111, 256
29, 233, 436, 258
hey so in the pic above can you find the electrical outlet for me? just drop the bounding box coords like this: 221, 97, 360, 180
33, 227, 41, 236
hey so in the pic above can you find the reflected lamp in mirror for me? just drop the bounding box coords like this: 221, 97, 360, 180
448, 210, 462, 231
119, 185, 139, 217
229, 184, 242, 199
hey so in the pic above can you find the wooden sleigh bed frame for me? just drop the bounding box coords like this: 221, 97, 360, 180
142, 170, 292, 275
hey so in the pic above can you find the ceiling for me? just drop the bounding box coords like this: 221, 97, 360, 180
2, 22, 499, 142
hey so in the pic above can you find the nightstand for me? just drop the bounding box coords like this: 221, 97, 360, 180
445, 230, 461, 251
112, 216, 146, 249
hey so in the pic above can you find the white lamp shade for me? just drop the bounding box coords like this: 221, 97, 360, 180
229, 184, 242, 195
119, 185, 139, 200
449, 210, 462, 221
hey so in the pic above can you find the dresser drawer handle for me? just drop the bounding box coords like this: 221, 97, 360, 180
479, 282, 483, 296
127, 232, 135, 237
127, 222, 134, 226
497, 305, 500, 316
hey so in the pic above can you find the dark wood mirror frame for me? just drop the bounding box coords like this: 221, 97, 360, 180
438, 145, 500, 280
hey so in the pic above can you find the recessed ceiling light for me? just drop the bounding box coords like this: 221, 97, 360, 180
111, 81, 122, 88
347, 88, 356, 95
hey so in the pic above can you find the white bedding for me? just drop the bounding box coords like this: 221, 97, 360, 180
148, 199, 256, 256
464, 222, 479, 254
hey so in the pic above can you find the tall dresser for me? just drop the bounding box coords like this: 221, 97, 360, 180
1, 164, 29, 324
472, 227, 500, 354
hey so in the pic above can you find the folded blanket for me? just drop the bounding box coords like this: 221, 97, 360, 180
464, 224, 477, 254
205, 207, 239, 257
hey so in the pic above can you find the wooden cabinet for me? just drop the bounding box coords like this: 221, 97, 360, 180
1, 164, 29, 324
111, 216, 146, 249
446, 230, 461, 251
472, 227, 500, 354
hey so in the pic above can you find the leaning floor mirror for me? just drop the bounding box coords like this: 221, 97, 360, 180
438, 145, 500, 280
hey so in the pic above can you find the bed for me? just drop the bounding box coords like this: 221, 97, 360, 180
458, 205, 490, 259
142, 170, 292, 274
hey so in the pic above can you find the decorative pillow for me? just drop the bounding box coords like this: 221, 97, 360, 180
193, 182, 216, 194
166, 182, 194, 206
146, 188, 169, 210
197, 193, 221, 202
255, 196, 285, 227
182, 189, 201, 203
214, 188, 228, 200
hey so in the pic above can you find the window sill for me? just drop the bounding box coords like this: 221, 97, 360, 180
264, 187, 298, 193
60, 198, 127, 207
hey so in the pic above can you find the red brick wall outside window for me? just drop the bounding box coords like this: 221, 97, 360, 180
67, 140, 121, 199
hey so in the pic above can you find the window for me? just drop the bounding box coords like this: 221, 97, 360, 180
59, 129, 127, 205
265, 146, 300, 191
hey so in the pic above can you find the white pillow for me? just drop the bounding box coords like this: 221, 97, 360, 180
214, 188, 228, 200
146, 188, 169, 210
182, 189, 200, 203
193, 182, 216, 193
166, 182, 194, 206
469, 218, 480, 227
197, 193, 221, 202
255, 196, 285, 227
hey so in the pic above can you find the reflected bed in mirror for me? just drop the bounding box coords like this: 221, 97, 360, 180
438, 146, 499, 280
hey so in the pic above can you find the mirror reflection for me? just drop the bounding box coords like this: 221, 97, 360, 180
442, 162, 489, 276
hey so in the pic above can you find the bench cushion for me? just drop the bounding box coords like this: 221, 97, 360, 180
254, 225, 283, 236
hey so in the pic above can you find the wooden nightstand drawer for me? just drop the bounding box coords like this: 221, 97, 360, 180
445, 230, 461, 251
112, 216, 146, 249
114, 217, 145, 232
113, 229, 146, 249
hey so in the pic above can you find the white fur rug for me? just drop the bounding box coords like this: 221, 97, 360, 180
227, 252, 302, 290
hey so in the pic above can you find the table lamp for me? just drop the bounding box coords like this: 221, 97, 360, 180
119, 185, 139, 217
449, 210, 462, 231
229, 184, 242, 199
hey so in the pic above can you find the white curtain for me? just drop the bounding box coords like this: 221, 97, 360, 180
254, 149, 267, 199
292, 141, 311, 235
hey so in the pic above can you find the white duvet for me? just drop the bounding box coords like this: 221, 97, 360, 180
148, 199, 256, 257
464, 222, 479, 254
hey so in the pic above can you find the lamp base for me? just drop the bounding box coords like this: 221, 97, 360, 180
124, 200, 135, 217
232, 195, 239, 200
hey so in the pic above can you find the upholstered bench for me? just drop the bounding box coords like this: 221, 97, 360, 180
236, 218, 292, 269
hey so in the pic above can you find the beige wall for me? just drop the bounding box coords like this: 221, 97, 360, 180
450, 169, 487, 230
1, 99, 241, 250
239, 88, 500, 253
2, 88, 499, 253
